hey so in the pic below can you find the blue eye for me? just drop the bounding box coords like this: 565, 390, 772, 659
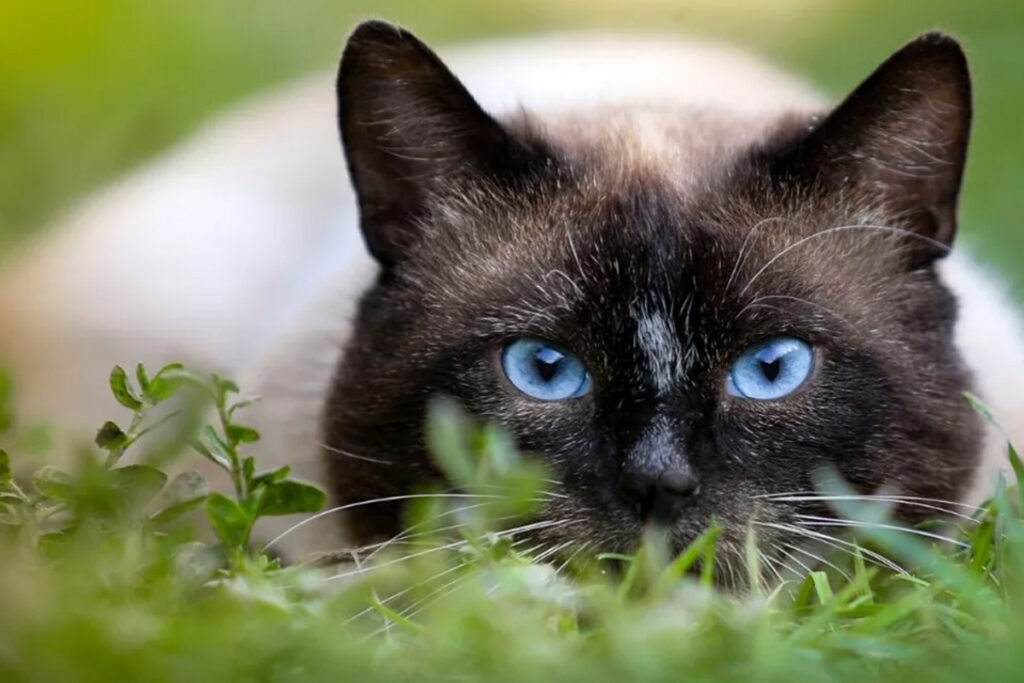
501, 338, 592, 401
727, 336, 814, 400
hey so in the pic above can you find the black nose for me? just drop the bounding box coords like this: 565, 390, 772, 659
620, 467, 700, 524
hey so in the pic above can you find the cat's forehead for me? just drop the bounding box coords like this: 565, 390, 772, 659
533, 106, 809, 187
412, 107, 909, 343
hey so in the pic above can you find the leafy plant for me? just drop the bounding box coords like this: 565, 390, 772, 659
2, 363, 1024, 683
179, 370, 326, 566
0, 363, 324, 571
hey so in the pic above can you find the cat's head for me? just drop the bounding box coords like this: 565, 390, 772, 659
323, 21, 982, 583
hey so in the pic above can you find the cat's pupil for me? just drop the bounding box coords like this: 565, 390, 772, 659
759, 358, 782, 382
534, 346, 565, 382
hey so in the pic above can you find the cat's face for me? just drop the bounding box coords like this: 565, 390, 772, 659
323, 22, 982, 583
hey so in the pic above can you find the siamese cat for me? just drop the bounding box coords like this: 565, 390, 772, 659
2, 21, 1023, 579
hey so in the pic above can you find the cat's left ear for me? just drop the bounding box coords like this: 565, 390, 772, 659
337, 21, 546, 268
784, 33, 971, 263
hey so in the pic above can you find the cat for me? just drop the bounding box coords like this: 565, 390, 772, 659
2, 21, 1023, 579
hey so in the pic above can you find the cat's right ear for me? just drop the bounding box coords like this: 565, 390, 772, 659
337, 21, 543, 268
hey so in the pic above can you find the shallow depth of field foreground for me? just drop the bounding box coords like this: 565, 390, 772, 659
2, 364, 1024, 682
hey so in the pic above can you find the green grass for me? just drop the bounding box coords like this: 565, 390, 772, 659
1, 0, 1022, 293
3, 363, 1024, 682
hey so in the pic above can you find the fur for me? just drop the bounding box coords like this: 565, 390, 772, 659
1, 26, 1022, 575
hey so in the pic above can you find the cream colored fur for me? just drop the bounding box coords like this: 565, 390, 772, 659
1, 34, 1021, 557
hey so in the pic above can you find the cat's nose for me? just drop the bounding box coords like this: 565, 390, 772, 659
620, 467, 700, 524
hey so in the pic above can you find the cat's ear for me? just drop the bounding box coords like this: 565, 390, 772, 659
337, 21, 543, 267
786, 33, 971, 263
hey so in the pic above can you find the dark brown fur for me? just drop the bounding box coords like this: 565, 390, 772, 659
323, 21, 982, 584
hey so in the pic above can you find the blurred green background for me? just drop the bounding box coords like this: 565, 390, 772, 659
1, 0, 1020, 292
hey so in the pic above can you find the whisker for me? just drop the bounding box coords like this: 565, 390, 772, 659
362, 508, 518, 563
737, 223, 950, 298
533, 540, 574, 563
724, 215, 791, 293
758, 491, 985, 511
318, 442, 392, 466
776, 547, 814, 578
761, 494, 979, 522
736, 294, 856, 328
371, 536, 545, 637
344, 560, 471, 626
784, 542, 852, 581
757, 549, 788, 586
555, 542, 591, 578
755, 520, 908, 575
262, 493, 505, 551
325, 518, 578, 582
793, 515, 970, 548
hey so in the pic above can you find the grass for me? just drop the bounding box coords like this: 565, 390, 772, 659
1, 0, 1023, 293
2, 363, 1024, 682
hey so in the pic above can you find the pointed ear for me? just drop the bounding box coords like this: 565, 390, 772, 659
786, 33, 972, 263
337, 21, 544, 267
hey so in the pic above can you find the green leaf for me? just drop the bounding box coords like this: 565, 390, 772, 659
0, 502, 22, 525
205, 492, 252, 549
110, 465, 168, 511
145, 378, 180, 403
964, 391, 1000, 426
425, 398, 476, 486
32, 466, 75, 500
152, 366, 208, 392
251, 465, 290, 489
242, 456, 255, 484
965, 392, 1024, 512
191, 439, 230, 471
151, 470, 209, 524
94, 421, 128, 451
811, 571, 834, 604
135, 363, 151, 393
109, 366, 143, 410
197, 426, 235, 470
1007, 442, 1024, 516
0, 449, 10, 484
257, 480, 326, 516
226, 424, 260, 444
227, 395, 261, 416
173, 542, 224, 585
146, 362, 187, 403
212, 374, 240, 401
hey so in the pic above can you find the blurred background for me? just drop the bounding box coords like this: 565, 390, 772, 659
1, 0, 1021, 293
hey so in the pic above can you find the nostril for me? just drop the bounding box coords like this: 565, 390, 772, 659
619, 471, 657, 518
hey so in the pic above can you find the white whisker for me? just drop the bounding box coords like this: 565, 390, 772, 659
555, 542, 591, 578
262, 493, 505, 551
761, 494, 979, 521
318, 442, 392, 465
325, 518, 578, 582
784, 542, 852, 581
776, 547, 814, 577
344, 560, 471, 626
738, 223, 950, 298
793, 515, 970, 548
724, 216, 790, 293
534, 540, 573, 563
755, 520, 908, 575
